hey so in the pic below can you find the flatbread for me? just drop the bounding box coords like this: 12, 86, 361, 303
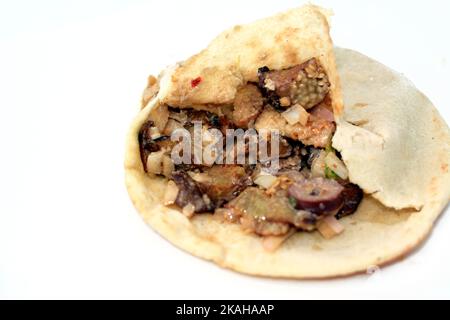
125, 6, 450, 278
333, 49, 450, 210
159, 5, 343, 117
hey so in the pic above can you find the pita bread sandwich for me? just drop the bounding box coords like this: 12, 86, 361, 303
125, 5, 450, 278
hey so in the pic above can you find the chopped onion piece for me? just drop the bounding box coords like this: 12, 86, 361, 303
145, 151, 164, 174
162, 155, 174, 178
311, 150, 326, 178
254, 173, 278, 189
149, 127, 162, 140
188, 172, 209, 183
182, 203, 195, 218
262, 229, 295, 252
317, 215, 344, 239
325, 152, 349, 180
163, 181, 179, 205
282, 104, 309, 126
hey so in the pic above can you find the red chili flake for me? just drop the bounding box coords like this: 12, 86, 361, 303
191, 77, 202, 88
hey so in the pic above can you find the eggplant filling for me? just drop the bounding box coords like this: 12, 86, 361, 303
139, 58, 363, 247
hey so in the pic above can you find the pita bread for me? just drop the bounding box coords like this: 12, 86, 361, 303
125, 6, 450, 278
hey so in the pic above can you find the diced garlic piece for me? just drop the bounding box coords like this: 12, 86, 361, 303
163, 181, 179, 205
149, 127, 162, 140
282, 104, 309, 126
254, 174, 278, 189
188, 172, 209, 183
146, 151, 164, 174
317, 215, 344, 239
182, 203, 195, 218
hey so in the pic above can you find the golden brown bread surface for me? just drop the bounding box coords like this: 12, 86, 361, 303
159, 5, 343, 118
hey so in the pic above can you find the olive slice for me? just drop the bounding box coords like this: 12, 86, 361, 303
288, 177, 344, 214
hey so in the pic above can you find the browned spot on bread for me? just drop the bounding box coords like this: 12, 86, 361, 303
275, 27, 300, 43
442, 163, 449, 173
353, 103, 368, 108
246, 39, 258, 48
428, 176, 438, 196
275, 33, 283, 43
282, 44, 298, 65
257, 52, 268, 63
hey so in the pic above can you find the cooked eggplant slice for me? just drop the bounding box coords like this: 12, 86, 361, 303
240, 215, 291, 236
195, 165, 253, 206
226, 188, 296, 235
336, 183, 364, 219
258, 58, 330, 110
172, 171, 213, 213
275, 169, 306, 183
138, 120, 160, 170
226, 187, 318, 234
232, 84, 264, 128
227, 188, 292, 220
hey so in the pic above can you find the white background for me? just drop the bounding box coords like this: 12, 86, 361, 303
0, 0, 449, 299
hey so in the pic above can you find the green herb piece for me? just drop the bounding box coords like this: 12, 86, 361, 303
325, 166, 339, 179
288, 196, 297, 208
